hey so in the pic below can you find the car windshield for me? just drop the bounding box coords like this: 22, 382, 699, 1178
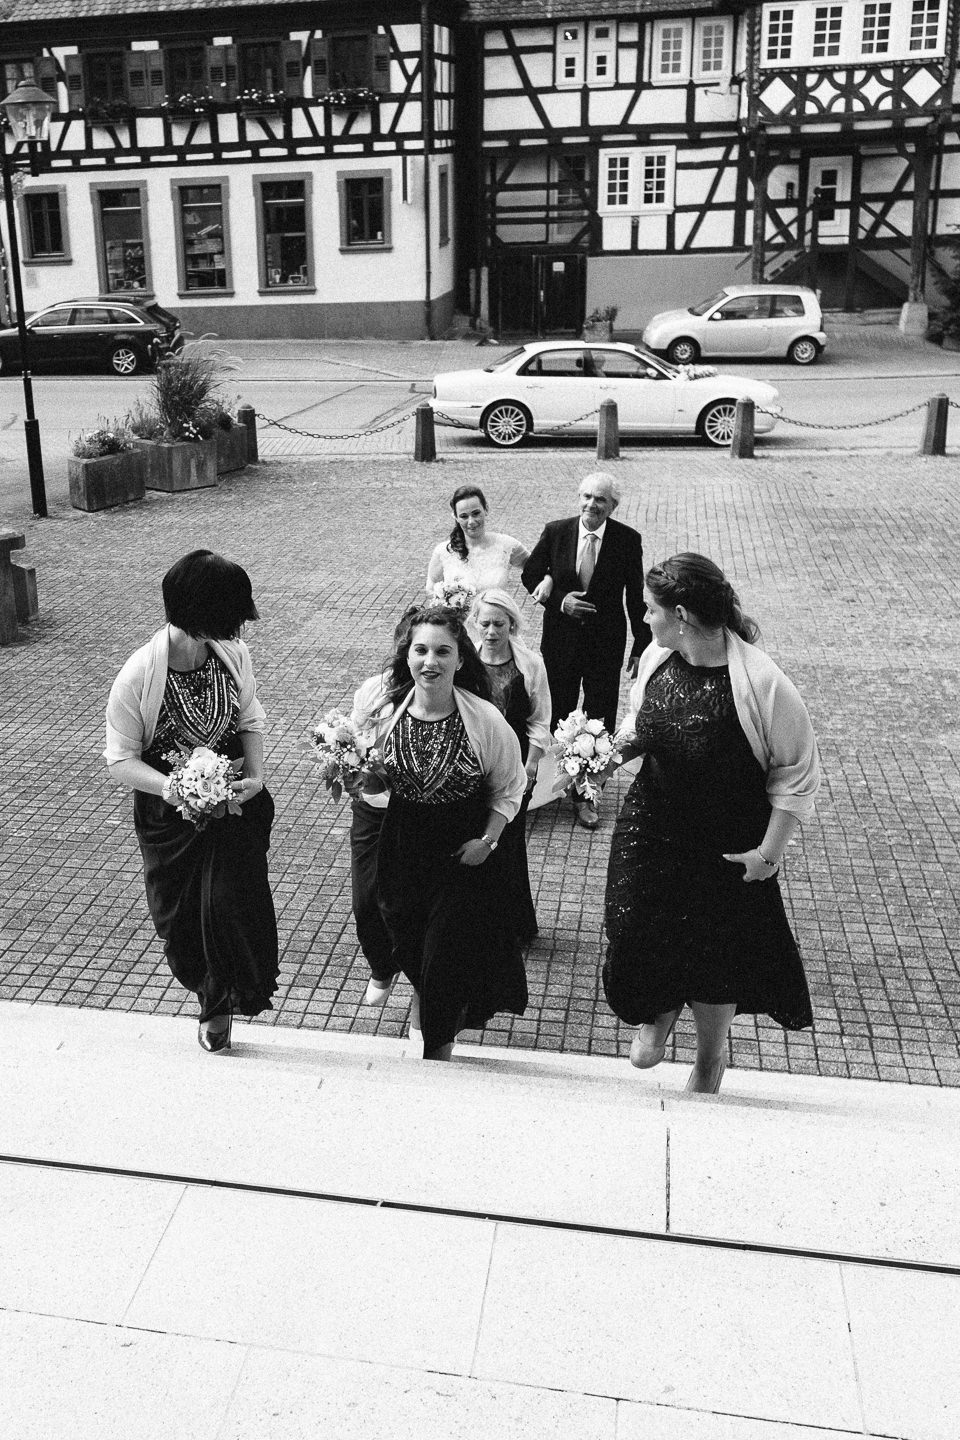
688, 290, 729, 316
482, 346, 529, 372
625, 345, 677, 377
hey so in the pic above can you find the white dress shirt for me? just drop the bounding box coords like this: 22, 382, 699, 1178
576, 518, 607, 585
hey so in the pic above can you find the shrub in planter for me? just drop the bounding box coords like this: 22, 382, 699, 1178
198, 398, 249, 473
936, 237, 960, 350
129, 342, 238, 491
581, 304, 618, 340
69, 422, 145, 512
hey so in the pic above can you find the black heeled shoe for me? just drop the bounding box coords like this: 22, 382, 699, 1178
198, 1010, 233, 1053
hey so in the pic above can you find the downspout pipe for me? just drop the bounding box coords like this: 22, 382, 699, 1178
421, 0, 434, 338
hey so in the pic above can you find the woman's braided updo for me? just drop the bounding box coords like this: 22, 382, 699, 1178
645, 553, 759, 644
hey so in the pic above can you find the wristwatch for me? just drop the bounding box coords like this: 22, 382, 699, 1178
480, 833, 499, 852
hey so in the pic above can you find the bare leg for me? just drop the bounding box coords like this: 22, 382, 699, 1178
630, 1007, 681, 1069
408, 991, 422, 1041
686, 1001, 736, 1094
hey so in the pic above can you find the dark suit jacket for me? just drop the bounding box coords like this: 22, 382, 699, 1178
521, 515, 650, 668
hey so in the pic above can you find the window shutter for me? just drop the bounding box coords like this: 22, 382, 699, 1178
34, 55, 59, 107
280, 38, 303, 96
371, 32, 391, 93
310, 37, 329, 94
124, 52, 150, 108
206, 43, 238, 101
64, 53, 85, 110
148, 55, 165, 103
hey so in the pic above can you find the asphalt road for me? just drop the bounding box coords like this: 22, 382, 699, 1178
1, 346, 959, 521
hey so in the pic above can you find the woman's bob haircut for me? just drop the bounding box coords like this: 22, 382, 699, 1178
162, 549, 259, 641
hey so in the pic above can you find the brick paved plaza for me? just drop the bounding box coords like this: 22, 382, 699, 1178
2, 441, 959, 1084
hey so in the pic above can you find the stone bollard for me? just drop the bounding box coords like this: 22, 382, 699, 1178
919, 394, 949, 456
596, 398, 620, 460
12, 558, 38, 622
0, 529, 26, 646
730, 398, 755, 459
237, 404, 259, 463
414, 402, 437, 462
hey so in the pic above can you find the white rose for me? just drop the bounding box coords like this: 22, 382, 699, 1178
563, 757, 581, 776
584, 719, 605, 736
342, 749, 361, 768
191, 747, 220, 776
594, 734, 612, 756
573, 734, 596, 758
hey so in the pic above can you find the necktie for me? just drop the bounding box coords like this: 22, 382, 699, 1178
579, 532, 598, 589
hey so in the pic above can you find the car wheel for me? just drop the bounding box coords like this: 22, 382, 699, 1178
788, 337, 819, 366
481, 400, 532, 448
699, 400, 739, 448
666, 337, 700, 365
109, 343, 141, 376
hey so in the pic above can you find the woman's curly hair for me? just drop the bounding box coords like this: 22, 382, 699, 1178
386, 603, 491, 707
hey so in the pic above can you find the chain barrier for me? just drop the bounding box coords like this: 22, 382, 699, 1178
756, 401, 928, 431
254, 403, 601, 441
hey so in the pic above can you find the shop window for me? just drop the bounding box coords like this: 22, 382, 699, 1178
22, 189, 69, 262
256, 177, 312, 288
173, 181, 231, 293
338, 172, 392, 249
92, 184, 150, 293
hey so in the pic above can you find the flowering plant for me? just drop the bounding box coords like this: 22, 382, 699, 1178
163, 746, 242, 829
324, 87, 377, 108
431, 578, 477, 615
551, 710, 621, 805
310, 709, 388, 802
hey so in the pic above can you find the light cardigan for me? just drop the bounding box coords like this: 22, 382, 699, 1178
104, 626, 266, 765
618, 630, 820, 818
352, 677, 525, 823
504, 640, 552, 757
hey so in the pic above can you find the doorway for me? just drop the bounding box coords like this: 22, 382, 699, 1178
495, 251, 587, 336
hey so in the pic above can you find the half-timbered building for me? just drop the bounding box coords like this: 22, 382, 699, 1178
458, 0, 960, 335
0, 0, 458, 337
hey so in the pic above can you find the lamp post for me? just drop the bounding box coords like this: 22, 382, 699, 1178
0, 81, 56, 519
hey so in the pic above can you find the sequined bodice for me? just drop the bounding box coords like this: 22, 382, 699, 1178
143, 654, 240, 770
386, 709, 483, 804
483, 656, 520, 713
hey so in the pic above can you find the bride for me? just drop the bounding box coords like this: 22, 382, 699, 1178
425, 485, 531, 596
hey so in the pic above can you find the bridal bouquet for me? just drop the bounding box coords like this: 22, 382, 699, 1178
310, 709, 388, 802
432, 577, 477, 615
163, 745, 242, 829
551, 710, 621, 805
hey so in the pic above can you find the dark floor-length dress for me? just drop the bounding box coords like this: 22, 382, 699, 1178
377, 706, 528, 1053
135, 653, 279, 1022
483, 656, 538, 944
603, 653, 813, 1030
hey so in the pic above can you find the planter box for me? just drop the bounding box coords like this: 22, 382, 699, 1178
215, 425, 248, 474
138, 437, 218, 493
68, 450, 146, 512
581, 321, 614, 341
942, 334, 960, 352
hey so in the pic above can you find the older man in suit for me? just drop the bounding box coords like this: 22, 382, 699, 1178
522, 473, 650, 829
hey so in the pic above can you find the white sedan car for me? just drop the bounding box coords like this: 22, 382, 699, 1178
431, 340, 781, 449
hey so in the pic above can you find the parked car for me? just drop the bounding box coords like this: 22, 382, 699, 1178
0, 297, 184, 376
643, 284, 827, 366
431, 340, 782, 448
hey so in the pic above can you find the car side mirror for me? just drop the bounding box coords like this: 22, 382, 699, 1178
644, 368, 659, 379
708, 312, 723, 321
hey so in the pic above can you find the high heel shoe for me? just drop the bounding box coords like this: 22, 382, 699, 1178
198, 1010, 233, 1053
630, 1009, 680, 1070
362, 975, 396, 1006
685, 1058, 726, 1095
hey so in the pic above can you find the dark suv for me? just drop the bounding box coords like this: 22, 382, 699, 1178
0, 296, 184, 376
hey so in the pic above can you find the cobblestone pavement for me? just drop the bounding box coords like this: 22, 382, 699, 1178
2, 444, 959, 1084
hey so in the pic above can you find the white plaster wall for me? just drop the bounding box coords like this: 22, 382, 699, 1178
588, 252, 751, 332
627, 90, 687, 124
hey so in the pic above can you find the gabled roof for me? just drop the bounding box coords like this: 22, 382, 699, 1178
462, 0, 714, 17
0, 0, 457, 18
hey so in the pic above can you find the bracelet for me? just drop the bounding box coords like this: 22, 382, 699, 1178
480, 833, 498, 852
756, 845, 779, 868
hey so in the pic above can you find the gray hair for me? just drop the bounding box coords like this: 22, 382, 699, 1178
579, 471, 621, 505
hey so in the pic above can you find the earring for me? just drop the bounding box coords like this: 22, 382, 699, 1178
678, 623, 684, 635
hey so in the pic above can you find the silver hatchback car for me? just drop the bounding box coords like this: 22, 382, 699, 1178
643, 284, 827, 366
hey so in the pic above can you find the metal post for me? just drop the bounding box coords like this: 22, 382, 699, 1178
414, 401, 437, 461
730, 398, 755, 459
919, 394, 948, 456
0, 140, 46, 517
596, 398, 620, 460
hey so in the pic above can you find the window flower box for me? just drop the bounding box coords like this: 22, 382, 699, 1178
83, 99, 135, 125
162, 92, 218, 119
323, 87, 377, 110
237, 88, 286, 115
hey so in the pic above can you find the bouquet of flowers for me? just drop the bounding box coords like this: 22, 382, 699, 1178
163, 745, 242, 829
551, 710, 621, 805
310, 709, 388, 802
432, 577, 477, 615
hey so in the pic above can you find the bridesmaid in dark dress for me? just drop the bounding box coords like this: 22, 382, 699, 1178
104, 550, 278, 1052
603, 554, 820, 1094
373, 604, 527, 1061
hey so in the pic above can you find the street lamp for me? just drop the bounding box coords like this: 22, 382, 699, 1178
0, 81, 56, 518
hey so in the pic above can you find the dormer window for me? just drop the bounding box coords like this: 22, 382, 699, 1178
861, 1, 892, 54
556, 25, 584, 86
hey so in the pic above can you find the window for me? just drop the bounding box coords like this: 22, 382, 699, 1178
600, 149, 675, 214
813, 6, 843, 57
861, 1, 892, 53
909, 0, 941, 50
30, 307, 73, 328
604, 155, 632, 209
557, 155, 588, 213
5, 60, 34, 89
239, 41, 282, 93
654, 22, 688, 79
174, 182, 230, 292
716, 295, 772, 320
556, 25, 584, 86
438, 168, 449, 247
23, 191, 67, 261
86, 50, 126, 104
96, 187, 148, 292
695, 20, 730, 76
590, 350, 652, 379
587, 21, 616, 85
521, 350, 588, 378
771, 294, 805, 317
765, 9, 795, 60
330, 32, 372, 88
165, 45, 206, 96
339, 174, 391, 248
258, 179, 310, 287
